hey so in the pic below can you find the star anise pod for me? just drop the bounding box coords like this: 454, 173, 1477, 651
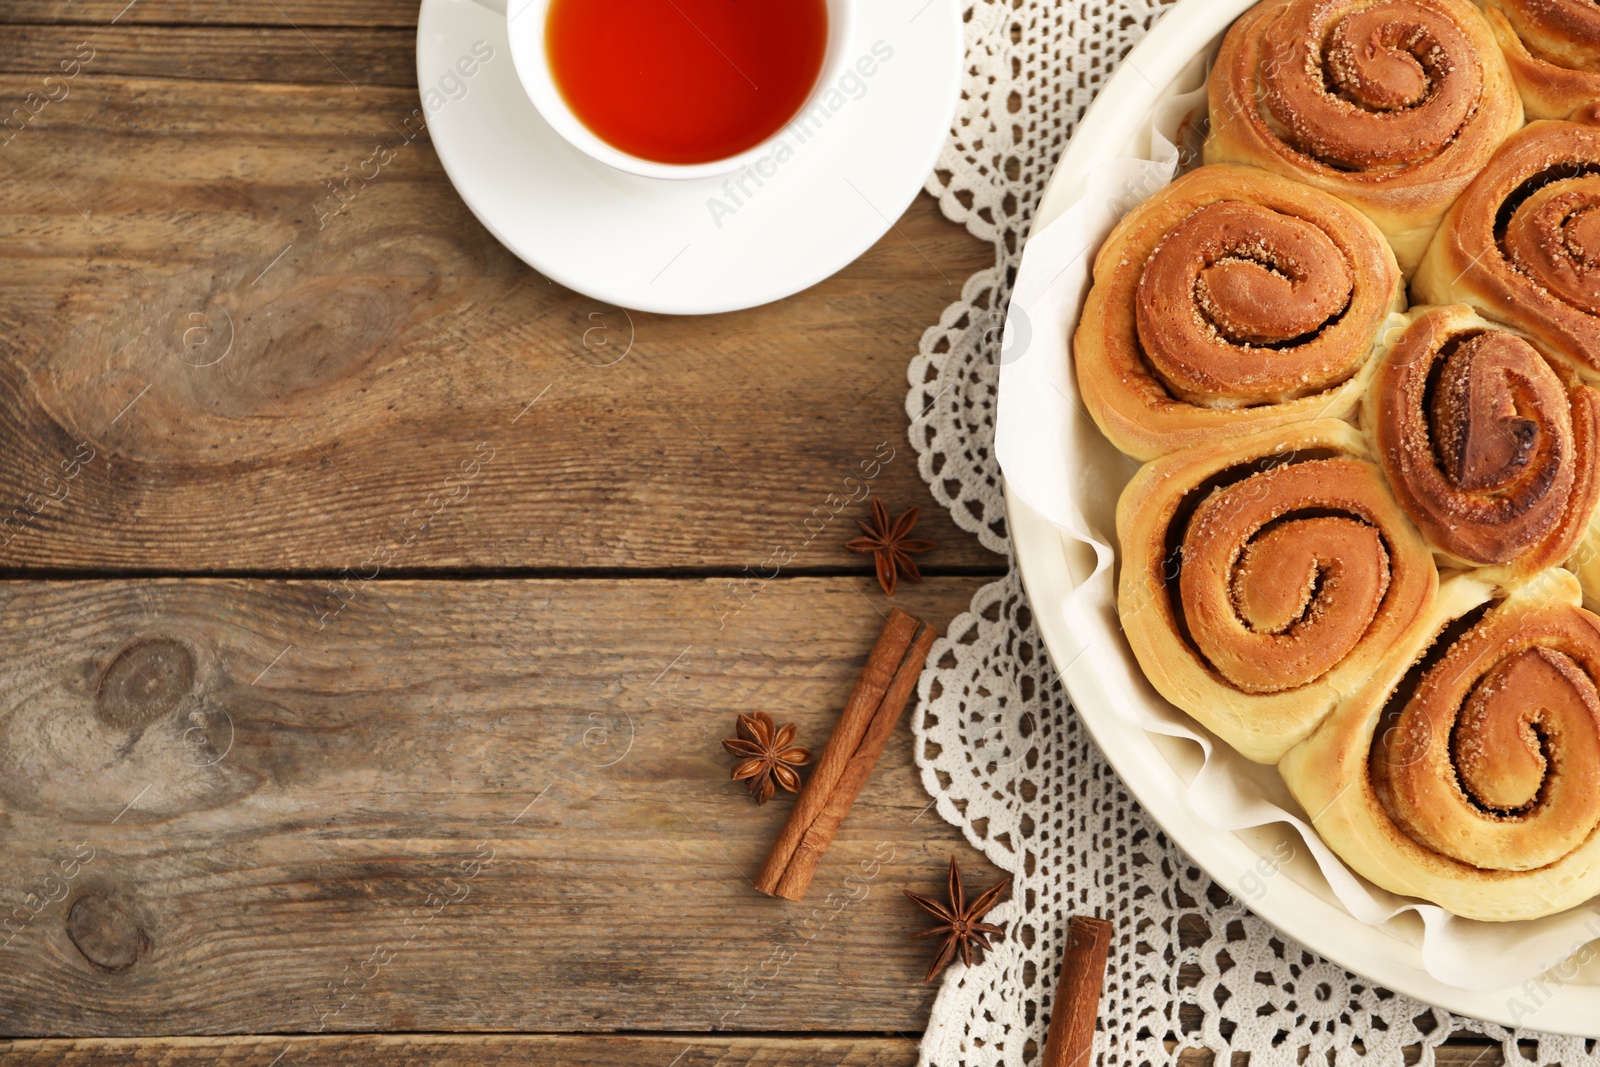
722, 711, 811, 805
903, 856, 1010, 982
844, 498, 936, 596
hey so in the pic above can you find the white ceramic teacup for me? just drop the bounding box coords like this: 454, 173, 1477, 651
505, 0, 856, 180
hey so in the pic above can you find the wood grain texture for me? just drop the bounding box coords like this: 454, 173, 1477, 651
4, 1035, 921, 1065
0, 72, 997, 574
0, 1034, 1519, 1064
0, 26, 416, 85
1, 1, 420, 27
0, 9, 1500, 1060
0, 576, 1001, 1036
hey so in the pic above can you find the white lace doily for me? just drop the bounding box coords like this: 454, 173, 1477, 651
905, 2, 1600, 1063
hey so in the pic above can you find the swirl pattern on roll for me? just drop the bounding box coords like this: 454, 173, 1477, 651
1075, 164, 1403, 460
1280, 572, 1600, 920
1117, 420, 1437, 762
1204, 0, 1523, 271
1183, 461, 1395, 691
1368, 305, 1600, 573
1415, 119, 1600, 374
1479, 0, 1600, 120
1375, 593, 1600, 871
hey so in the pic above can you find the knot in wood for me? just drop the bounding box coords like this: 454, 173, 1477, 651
95, 638, 196, 729
66, 893, 148, 972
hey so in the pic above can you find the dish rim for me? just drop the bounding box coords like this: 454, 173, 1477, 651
1003, 0, 1600, 1034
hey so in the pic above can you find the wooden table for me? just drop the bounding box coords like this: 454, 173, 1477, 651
0, 4, 1508, 1064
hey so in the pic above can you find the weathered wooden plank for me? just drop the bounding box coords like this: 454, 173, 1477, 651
0, 75, 997, 574
0, 576, 1000, 1035
5, 1035, 920, 1065
0, 1033, 1515, 1064
0, 26, 416, 85
0, 1, 420, 27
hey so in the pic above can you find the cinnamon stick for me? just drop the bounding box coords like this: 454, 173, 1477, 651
1042, 915, 1114, 1067
755, 608, 935, 900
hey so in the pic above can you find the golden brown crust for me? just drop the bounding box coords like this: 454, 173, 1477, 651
1478, 0, 1600, 120
1072, 0, 1600, 923
1074, 164, 1404, 461
1414, 119, 1600, 376
1280, 572, 1600, 920
1116, 420, 1438, 762
1204, 0, 1523, 272
1364, 305, 1600, 575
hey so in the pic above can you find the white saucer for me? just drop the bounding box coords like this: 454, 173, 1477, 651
415, 0, 963, 315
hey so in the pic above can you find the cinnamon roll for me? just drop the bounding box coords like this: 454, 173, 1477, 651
1414, 119, 1600, 376
1280, 571, 1600, 920
1075, 165, 1404, 461
1477, 0, 1600, 120
1117, 420, 1438, 762
1205, 0, 1523, 273
1365, 305, 1600, 576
